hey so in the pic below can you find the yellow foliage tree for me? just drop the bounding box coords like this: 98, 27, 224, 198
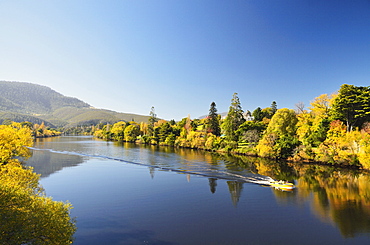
0, 123, 76, 243
316, 120, 360, 165
110, 121, 126, 141
358, 132, 370, 169
0, 123, 33, 164
257, 108, 298, 158
124, 124, 140, 142
309, 93, 335, 118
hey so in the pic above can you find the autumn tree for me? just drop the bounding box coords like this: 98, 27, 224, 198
294, 93, 334, 149
110, 121, 126, 141
316, 120, 358, 165
0, 123, 33, 164
207, 102, 221, 136
296, 112, 330, 148
0, 123, 76, 243
222, 93, 245, 142
309, 93, 334, 118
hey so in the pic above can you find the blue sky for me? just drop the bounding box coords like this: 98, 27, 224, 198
1, 0, 369, 120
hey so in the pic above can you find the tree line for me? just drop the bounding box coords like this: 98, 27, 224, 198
1, 120, 62, 138
94, 84, 370, 169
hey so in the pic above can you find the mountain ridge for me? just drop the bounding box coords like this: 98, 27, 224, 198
0, 81, 150, 127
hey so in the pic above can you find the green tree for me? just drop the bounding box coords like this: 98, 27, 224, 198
207, 102, 221, 136
257, 108, 299, 158
253, 103, 276, 121
148, 106, 158, 137
252, 107, 264, 121
191, 119, 201, 131
331, 84, 370, 131
271, 101, 277, 116
296, 112, 330, 148
124, 124, 140, 142
158, 122, 173, 143
222, 93, 245, 142
237, 120, 267, 147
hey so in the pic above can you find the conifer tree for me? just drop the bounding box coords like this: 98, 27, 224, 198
271, 101, 277, 116
207, 102, 221, 136
252, 107, 264, 121
222, 93, 245, 141
330, 84, 370, 131
148, 106, 157, 137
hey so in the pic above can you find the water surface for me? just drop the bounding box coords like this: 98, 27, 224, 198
26, 136, 370, 244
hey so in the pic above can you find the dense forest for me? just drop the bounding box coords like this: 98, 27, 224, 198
94, 84, 370, 170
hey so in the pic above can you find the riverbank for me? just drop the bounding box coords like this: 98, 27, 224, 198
92, 134, 368, 171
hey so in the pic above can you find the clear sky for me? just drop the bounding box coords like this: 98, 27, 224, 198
1, 0, 369, 120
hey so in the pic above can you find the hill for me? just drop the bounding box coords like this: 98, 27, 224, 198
198, 112, 228, 119
0, 81, 90, 114
0, 81, 150, 127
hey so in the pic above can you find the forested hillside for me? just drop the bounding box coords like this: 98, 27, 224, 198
0, 112, 56, 127
0, 81, 149, 127
0, 81, 90, 114
39, 107, 151, 127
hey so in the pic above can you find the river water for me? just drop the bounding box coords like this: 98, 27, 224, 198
25, 136, 370, 245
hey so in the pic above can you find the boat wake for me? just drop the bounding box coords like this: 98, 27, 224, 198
28, 147, 295, 190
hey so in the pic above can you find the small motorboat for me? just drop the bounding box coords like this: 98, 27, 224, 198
241, 176, 295, 191
268, 180, 295, 190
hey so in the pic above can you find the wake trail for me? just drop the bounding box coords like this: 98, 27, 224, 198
28, 147, 276, 185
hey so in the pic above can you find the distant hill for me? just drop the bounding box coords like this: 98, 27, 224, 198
0, 81, 90, 114
0, 112, 56, 127
198, 112, 228, 119
0, 81, 150, 127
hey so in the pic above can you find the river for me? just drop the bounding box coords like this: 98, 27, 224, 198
25, 136, 370, 245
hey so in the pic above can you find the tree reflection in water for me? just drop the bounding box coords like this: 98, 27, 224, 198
150, 146, 370, 238
232, 154, 370, 238
27, 138, 370, 239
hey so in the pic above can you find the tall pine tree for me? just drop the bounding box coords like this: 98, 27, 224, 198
207, 102, 221, 136
148, 106, 157, 137
271, 101, 277, 116
222, 93, 245, 141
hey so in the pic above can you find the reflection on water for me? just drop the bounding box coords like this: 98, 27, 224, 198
227, 181, 244, 206
294, 165, 370, 238
232, 154, 370, 238
26, 150, 85, 177
26, 136, 370, 240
